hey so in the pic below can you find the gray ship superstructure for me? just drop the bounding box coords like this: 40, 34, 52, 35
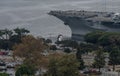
48, 10, 120, 40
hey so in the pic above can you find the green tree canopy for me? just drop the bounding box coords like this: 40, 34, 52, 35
109, 47, 120, 71
50, 45, 57, 51
0, 28, 30, 50
14, 28, 30, 37
64, 48, 71, 53
56, 39, 78, 49
84, 31, 105, 44
15, 64, 35, 76
77, 43, 98, 54
45, 39, 52, 44
76, 49, 85, 70
85, 31, 120, 46
0, 73, 9, 76
98, 32, 120, 46
93, 50, 105, 71
47, 54, 80, 76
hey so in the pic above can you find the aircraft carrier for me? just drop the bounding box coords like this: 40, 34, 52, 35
48, 10, 120, 40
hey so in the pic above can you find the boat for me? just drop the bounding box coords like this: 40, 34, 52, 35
48, 10, 120, 40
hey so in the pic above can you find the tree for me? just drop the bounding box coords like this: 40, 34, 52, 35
76, 50, 85, 70
84, 31, 120, 53
15, 64, 35, 76
47, 54, 80, 76
84, 31, 105, 44
3, 29, 13, 39
78, 43, 98, 54
98, 33, 112, 46
88, 32, 120, 47
93, 50, 105, 72
0, 29, 13, 40
14, 28, 30, 37
9, 35, 21, 44
0, 73, 9, 76
109, 47, 120, 71
0, 28, 30, 50
50, 45, 57, 51
47, 56, 58, 76
12, 28, 30, 44
0, 39, 13, 50
98, 33, 120, 46
45, 39, 52, 44
13, 35, 48, 71
0, 30, 5, 39
64, 48, 71, 53
56, 39, 78, 49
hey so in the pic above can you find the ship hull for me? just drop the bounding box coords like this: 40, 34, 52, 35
55, 15, 108, 40
101, 21, 120, 28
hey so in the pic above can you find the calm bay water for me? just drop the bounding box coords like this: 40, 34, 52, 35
0, 0, 120, 38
